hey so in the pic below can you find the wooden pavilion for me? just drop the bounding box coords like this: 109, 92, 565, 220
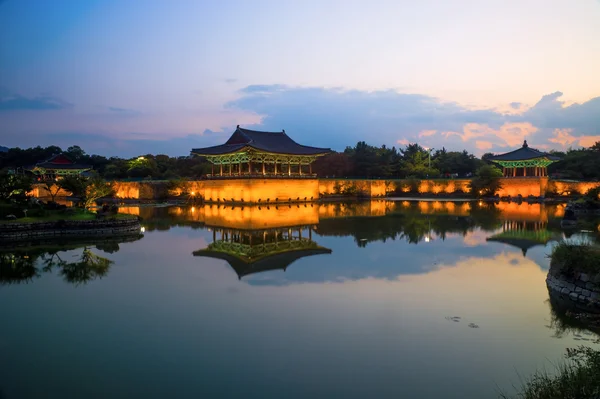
489, 140, 561, 177
193, 225, 332, 279
191, 126, 331, 178
28, 153, 91, 180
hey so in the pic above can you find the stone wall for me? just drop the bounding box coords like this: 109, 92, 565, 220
0, 218, 141, 241
30, 178, 600, 202
201, 178, 320, 203
546, 261, 600, 313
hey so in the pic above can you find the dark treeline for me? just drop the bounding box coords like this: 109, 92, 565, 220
2, 141, 599, 180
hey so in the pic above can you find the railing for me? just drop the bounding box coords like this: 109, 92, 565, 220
204, 173, 318, 179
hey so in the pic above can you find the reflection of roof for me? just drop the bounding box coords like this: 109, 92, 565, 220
193, 243, 332, 279
31, 154, 91, 170
192, 126, 331, 156
486, 229, 557, 256
489, 141, 561, 162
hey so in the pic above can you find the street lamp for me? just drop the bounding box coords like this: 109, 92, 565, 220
424, 147, 433, 169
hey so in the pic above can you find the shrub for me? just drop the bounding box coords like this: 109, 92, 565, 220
550, 241, 600, 275
469, 165, 503, 197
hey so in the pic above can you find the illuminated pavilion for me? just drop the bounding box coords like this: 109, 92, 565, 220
489, 140, 561, 177
191, 126, 331, 178
28, 153, 91, 180
193, 225, 332, 279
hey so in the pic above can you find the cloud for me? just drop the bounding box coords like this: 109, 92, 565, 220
0, 88, 72, 111
548, 128, 599, 148
226, 85, 600, 155
224, 78, 238, 84
108, 106, 141, 116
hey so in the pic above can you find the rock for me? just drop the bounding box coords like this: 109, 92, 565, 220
586, 282, 596, 290
594, 274, 600, 284
591, 292, 600, 300
565, 282, 576, 291
570, 292, 580, 301
576, 286, 583, 293
561, 287, 570, 294
579, 295, 587, 302
582, 289, 591, 297
581, 273, 590, 283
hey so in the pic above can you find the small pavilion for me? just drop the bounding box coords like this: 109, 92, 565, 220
489, 140, 561, 177
191, 126, 331, 178
193, 225, 332, 279
28, 154, 91, 180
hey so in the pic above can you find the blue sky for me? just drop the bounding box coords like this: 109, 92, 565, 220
1, 0, 599, 157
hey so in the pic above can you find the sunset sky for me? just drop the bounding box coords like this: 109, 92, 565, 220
1, 0, 599, 157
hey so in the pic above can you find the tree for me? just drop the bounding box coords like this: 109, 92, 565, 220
66, 145, 86, 161
58, 175, 114, 209
469, 165, 503, 197
84, 177, 114, 209
0, 172, 33, 202
42, 181, 62, 202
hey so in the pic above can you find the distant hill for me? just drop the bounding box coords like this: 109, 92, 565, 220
0, 146, 8, 152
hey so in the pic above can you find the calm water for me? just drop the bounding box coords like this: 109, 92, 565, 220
1, 200, 599, 399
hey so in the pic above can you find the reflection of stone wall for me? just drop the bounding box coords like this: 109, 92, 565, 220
0, 218, 141, 241
547, 262, 600, 313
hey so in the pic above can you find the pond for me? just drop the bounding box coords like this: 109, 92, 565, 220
1, 200, 599, 399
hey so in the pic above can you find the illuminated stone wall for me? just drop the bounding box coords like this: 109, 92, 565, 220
29, 184, 71, 198
548, 180, 600, 196
201, 179, 319, 203
30, 178, 600, 201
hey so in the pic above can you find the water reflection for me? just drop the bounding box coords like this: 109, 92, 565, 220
0, 235, 143, 285
194, 226, 331, 279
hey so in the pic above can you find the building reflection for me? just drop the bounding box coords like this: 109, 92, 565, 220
194, 225, 331, 279
486, 220, 560, 256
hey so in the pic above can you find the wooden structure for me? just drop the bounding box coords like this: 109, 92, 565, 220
191, 126, 331, 178
489, 140, 561, 177
28, 154, 91, 180
193, 225, 331, 279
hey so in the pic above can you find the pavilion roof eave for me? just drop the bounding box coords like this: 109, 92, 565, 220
191, 144, 330, 157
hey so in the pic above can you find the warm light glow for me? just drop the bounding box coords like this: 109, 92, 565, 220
140, 226, 145, 233
191, 191, 195, 196
191, 206, 196, 213
424, 236, 430, 242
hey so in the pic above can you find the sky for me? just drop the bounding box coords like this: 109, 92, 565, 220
0, 0, 599, 157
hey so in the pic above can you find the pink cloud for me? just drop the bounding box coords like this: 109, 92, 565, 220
418, 129, 437, 137
397, 138, 410, 146
549, 128, 600, 148
475, 140, 493, 150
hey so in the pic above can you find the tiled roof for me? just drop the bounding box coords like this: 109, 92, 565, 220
192, 126, 331, 156
489, 141, 561, 161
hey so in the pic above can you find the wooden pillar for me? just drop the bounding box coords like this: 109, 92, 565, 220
299, 163, 302, 176
262, 162, 265, 176
524, 166, 527, 177
213, 229, 216, 242
220, 164, 223, 176
229, 163, 232, 176
513, 167, 516, 177
309, 228, 312, 241
211, 164, 214, 176
274, 161, 278, 174
249, 161, 252, 175
239, 161, 242, 176
309, 163, 312, 175
288, 161, 291, 176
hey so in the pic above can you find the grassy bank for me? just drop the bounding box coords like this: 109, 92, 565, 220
500, 347, 600, 399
